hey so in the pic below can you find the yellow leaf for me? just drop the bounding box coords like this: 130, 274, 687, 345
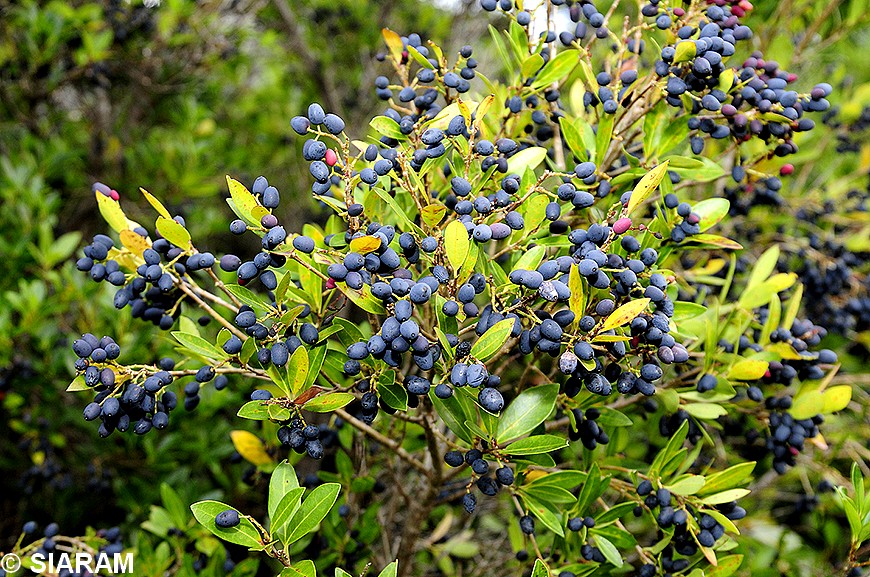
674, 41, 696, 63
156, 216, 191, 250
444, 220, 470, 272
474, 95, 495, 132
822, 385, 851, 413
601, 298, 650, 332
349, 235, 382, 254
382, 28, 404, 62
230, 430, 273, 466
226, 176, 258, 222
421, 204, 447, 227
457, 99, 471, 127
139, 188, 172, 220
627, 161, 669, 215
95, 191, 129, 233
120, 229, 151, 257
726, 359, 768, 381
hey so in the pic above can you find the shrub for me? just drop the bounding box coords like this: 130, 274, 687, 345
5, 1, 870, 577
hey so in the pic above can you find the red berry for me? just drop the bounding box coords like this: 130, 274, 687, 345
326, 278, 336, 290
325, 149, 338, 166
109, 190, 120, 201
673, 7, 685, 16
780, 164, 794, 176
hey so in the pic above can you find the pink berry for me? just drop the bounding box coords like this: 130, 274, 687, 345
326, 278, 337, 290
325, 149, 338, 167
780, 164, 794, 176
109, 190, 120, 201
612, 217, 632, 235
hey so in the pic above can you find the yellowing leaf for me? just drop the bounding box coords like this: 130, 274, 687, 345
226, 176, 258, 223
444, 220, 470, 272
140, 187, 172, 220
474, 95, 495, 131
349, 235, 382, 254
230, 430, 273, 466
627, 161, 669, 215
601, 298, 650, 332
687, 234, 743, 250
421, 204, 447, 227
95, 191, 129, 233
382, 28, 404, 62
674, 41, 696, 63
120, 229, 151, 257
726, 359, 768, 381
156, 216, 191, 249
822, 385, 852, 413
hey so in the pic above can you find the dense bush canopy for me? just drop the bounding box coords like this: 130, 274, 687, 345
1, 1, 870, 577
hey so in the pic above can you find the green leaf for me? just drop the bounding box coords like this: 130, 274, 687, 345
171, 331, 226, 361
286, 346, 310, 396
596, 408, 633, 427
531, 559, 549, 577
512, 245, 547, 273
223, 284, 271, 315
66, 375, 89, 392
430, 390, 473, 443
160, 483, 189, 528
627, 162, 669, 215
691, 198, 730, 232
269, 461, 300, 519
190, 501, 262, 548
471, 318, 515, 362
378, 561, 398, 577
701, 488, 751, 505
595, 112, 614, 165
673, 40, 696, 63
280, 560, 316, 577
650, 420, 689, 478
683, 403, 727, 420
496, 383, 559, 442
747, 246, 780, 290
156, 216, 191, 249
507, 147, 548, 174
304, 392, 355, 412
271, 487, 305, 538
522, 494, 565, 537
698, 462, 755, 497
667, 475, 706, 496
533, 49, 578, 88
520, 484, 576, 504
503, 434, 568, 455
521, 53, 545, 78
338, 283, 387, 315
378, 373, 408, 411
237, 401, 271, 421
444, 220, 470, 272
282, 483, 341, 545
370, 116, 404, 140
595, 535, 623, 567
601, 298, 650, 331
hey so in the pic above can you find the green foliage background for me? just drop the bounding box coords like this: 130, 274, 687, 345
0, 0, 869, 575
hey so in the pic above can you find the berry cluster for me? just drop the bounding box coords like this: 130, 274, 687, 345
444, 448, 515, 514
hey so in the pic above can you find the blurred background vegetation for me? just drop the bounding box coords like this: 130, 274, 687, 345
0, 0, 869, 575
